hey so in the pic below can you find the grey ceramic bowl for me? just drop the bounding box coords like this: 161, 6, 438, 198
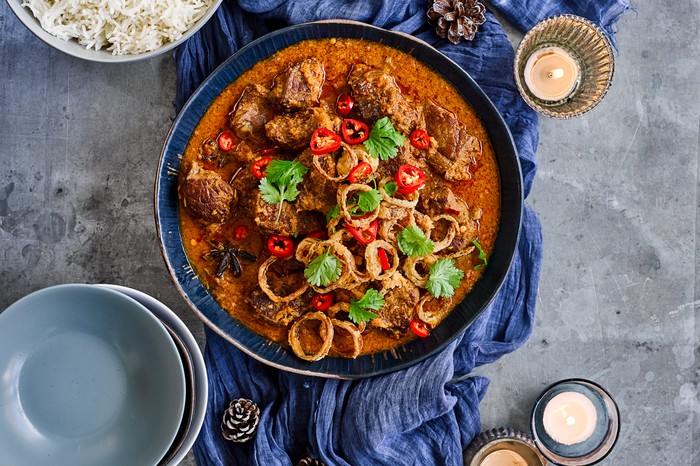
5, 0, 222, 63
98, 284, 208, 466
0, 284, 186, 466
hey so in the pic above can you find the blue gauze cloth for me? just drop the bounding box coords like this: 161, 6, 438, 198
174, 1, 629, 464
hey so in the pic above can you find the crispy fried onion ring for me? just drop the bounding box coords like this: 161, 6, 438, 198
313, 142, 358, 182
353, 143, 379, 172
378, 203, 408, 221
288, 311, 334, 361
258, 256, 309, 303
430, 214, 459, 253
446, 243, 476, 259
365, 239, 399, 280
338, 183, 381, 228
378, 177, 419, 208
403, 254, 437, 288
411, 211, 434, 233
329, 319, 363, 359
296, 238, 360, 292
295, 238, 325, 265
415, 294, 452, 326
329, 229, 370, 282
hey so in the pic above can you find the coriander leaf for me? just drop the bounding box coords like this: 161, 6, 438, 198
348, 289, 384, 324
426, 258, 465, 298
278, 183, 300, 203
397, 226, 435, 257
472, 238, 488, 270
363, 117, 405, 160
355, 189, 382, 213
383, 181, 398, 196
265, 160, 309, 186
326, 204, 340, 221
304, 249, 342, 287
258, 177, 282, 204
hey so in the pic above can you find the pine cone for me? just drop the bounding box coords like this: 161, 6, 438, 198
427, 0, 487, 44
221, 398, 260, 443
296, 457, 326, 466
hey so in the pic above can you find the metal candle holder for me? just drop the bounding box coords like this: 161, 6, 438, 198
514, 15, 615, 119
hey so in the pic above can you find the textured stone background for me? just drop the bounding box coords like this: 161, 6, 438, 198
1, 1, 698, 465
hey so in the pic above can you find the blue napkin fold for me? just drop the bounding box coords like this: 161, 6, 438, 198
174, 1, 628, 464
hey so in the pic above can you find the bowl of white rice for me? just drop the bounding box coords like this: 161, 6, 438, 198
6, 0, 222, 62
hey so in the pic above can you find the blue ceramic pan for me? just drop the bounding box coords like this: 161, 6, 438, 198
156, 20, 522, 379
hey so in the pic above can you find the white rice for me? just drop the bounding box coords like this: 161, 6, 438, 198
21, 0, 213, 55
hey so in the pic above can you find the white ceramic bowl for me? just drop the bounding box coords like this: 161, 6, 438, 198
0, 284, 186, 466
97, 284, 208, 466
5, 0, 222, 63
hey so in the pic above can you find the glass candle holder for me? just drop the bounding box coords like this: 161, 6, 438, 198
514, 15, 615, 119
530, 379, 620, 465
464, 427, 547, 466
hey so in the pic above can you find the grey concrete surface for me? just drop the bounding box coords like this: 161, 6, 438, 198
0, 2, 698, 465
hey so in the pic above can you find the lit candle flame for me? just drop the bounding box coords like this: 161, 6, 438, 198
548, 68, 565, 79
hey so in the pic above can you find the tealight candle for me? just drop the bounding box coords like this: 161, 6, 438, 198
542, 391, 597, 445
480, 449, 529, 466
530, 379, 620, 465
523, 46, 580, 101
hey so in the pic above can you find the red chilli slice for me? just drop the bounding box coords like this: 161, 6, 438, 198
311, 293, 334, 311
395, 164, 426, 195
345, 219, 378, 245
310, 128, 342, 155
377, 248, 390, 271
252, 157, 272, 179
217, 132, 235, 151
233, 225, 250, 241
409, 129, 430, 150
410, 319, 430, 338
267, 235, 294, 258
336, 94, 354, 116
341, 119, 370, 144
347, 162, 373, 184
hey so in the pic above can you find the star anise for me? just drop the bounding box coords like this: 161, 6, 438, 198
203, 240, 257, 277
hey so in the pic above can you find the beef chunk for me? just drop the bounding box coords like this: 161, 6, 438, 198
248, 287, 311, 326
230, 84, 273, 143
347, 64, 420, 134
423, 99, 482, 181
269, 58, 325, 111
265, 105, 342, 150
294, 150, 339, 213
417, 186, 466, 217
372, 274, 419, 336
179, 161, 235, 224
252, 191, 324, 236
229, 164, 260, 211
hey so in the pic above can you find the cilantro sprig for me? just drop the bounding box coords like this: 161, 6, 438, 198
258, 160, 309, 221
426, 258, 465, 298
472, 238, 488, 270
349, 189, 382, 215
304, 248, 342, 287
348, 289, 384, 324
326, 203, 340, 221
363, 117, 405, 160
397, 226, 435, 257
383, 181, 398, 197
